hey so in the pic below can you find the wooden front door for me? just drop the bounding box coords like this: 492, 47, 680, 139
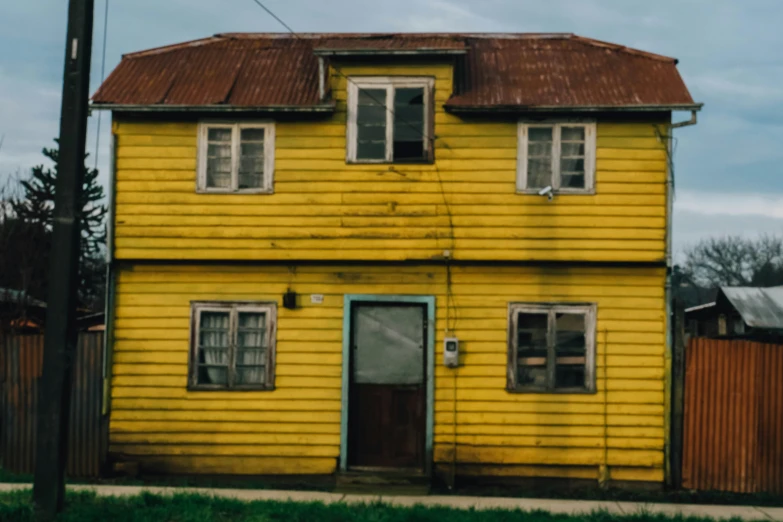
348, 303, 426, 470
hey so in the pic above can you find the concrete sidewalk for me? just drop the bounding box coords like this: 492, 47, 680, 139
1, 483, 781, 521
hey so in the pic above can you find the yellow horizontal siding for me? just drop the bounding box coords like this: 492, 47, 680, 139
112, 62, 669, 263
110, 263, 665, 482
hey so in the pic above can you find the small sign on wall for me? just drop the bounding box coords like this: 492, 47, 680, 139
310, 294, 324, 304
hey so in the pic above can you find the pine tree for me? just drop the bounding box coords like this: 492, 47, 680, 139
10, 140, 108, 309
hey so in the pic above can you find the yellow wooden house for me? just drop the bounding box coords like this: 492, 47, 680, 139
93, 33, 700, 486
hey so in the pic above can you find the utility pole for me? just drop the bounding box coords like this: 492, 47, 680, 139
32, 0, 94, 519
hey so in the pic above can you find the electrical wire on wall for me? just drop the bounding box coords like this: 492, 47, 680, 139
601, 327, 609, 487
433, 149, 458, 489
654, 125, 678, 197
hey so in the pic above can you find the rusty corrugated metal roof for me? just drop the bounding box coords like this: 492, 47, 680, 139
92, 33, 698, 111
94, 36, 323, 108
447, 35, 696, 110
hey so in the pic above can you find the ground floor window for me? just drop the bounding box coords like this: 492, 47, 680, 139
507, 303, 596, 393
189, 301, 276, 390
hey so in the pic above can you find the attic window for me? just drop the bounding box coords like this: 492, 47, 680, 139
347, 77, 434, 163
517, 122, 596, 194
197, 122, 275, 193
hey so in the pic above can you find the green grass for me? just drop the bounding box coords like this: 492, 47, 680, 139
0, 491, 756, 522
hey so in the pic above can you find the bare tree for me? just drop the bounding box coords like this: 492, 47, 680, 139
683, 235, 783, 288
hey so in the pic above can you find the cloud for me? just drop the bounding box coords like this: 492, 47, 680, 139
0, 70, 62, 176
673, 191, 783, 255
676, 190, 783, 220
390, 0, 504, 32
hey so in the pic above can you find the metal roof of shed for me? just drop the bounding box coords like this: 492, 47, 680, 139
720, 286, 783, 330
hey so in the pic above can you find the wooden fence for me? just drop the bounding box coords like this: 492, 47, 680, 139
683, 337, 783, 494
0, 333, 107, 477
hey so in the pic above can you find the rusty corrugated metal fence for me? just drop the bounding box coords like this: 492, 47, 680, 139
683, 338, 783, 494
0, 333, 107, 477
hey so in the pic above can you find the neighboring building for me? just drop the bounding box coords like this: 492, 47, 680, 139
0, 288, 105, 333
0, 288, 46, 332
93, 33, 700, 486
685, 286, 783, 341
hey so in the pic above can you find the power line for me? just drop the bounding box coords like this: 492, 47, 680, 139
93, 0, 109, 171
246, 0, 441, 147
250, 0, 297, 34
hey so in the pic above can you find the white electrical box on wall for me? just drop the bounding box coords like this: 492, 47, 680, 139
444, 337, 459, 368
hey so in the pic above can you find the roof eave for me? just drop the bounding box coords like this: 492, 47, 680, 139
685, 302, 717, 313
90, 103, 337, 113
444, 103, 704, 113
313, 48, 467, 56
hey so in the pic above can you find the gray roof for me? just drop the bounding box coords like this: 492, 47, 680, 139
720, 286, 783, 329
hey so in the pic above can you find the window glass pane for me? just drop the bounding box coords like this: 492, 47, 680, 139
529, 127, 553, 142
200, 311, 230, 347
561, 142, 585, 156
527, 158, 552, 189
561, 126, 585, 141
206, 140, 232, 189
198, 311, 230, 385
241, 128, 264, 142
241, 143, 264, 157
237, 367, 265, 385
554, 312, 586, 389
527, 126, 553, 189
561, 172, 585, 189
237, 312, 267, 385
393, 87, 426, 161
208, 143, 232, 158
356, 88, 387, 160
237, 312, 266, 349
208, 128, 231, 142
560, 158, 585, 172
528, 143, 552, 157
517, 312, 548, 387
357, 141, 386, 160
198, 366, 228, 385
238, 130, 264, 189
353, 305, 424, 385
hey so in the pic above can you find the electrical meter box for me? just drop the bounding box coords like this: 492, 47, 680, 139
443, 337, 459, 368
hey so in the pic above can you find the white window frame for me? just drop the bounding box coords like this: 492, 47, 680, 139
189, 301, 277, 390
197, 122, 275, 194
517, 121, 596, 194
346, 76, 435, 164
507, 302, 597, 394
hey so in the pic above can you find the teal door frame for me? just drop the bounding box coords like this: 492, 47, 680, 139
340, 294, 436, 473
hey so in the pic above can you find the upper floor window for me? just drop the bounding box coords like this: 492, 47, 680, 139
197, 122, 275, 193
517, 122, 596, 194
507, 303, 596, 393
346, 77, 434, 163
189, 301, 277, 390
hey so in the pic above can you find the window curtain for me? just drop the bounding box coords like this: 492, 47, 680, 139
200, 311, 229, 384
237, 312, 266, 384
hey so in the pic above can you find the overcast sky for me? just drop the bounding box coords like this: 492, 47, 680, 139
2, 0, 782, 256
